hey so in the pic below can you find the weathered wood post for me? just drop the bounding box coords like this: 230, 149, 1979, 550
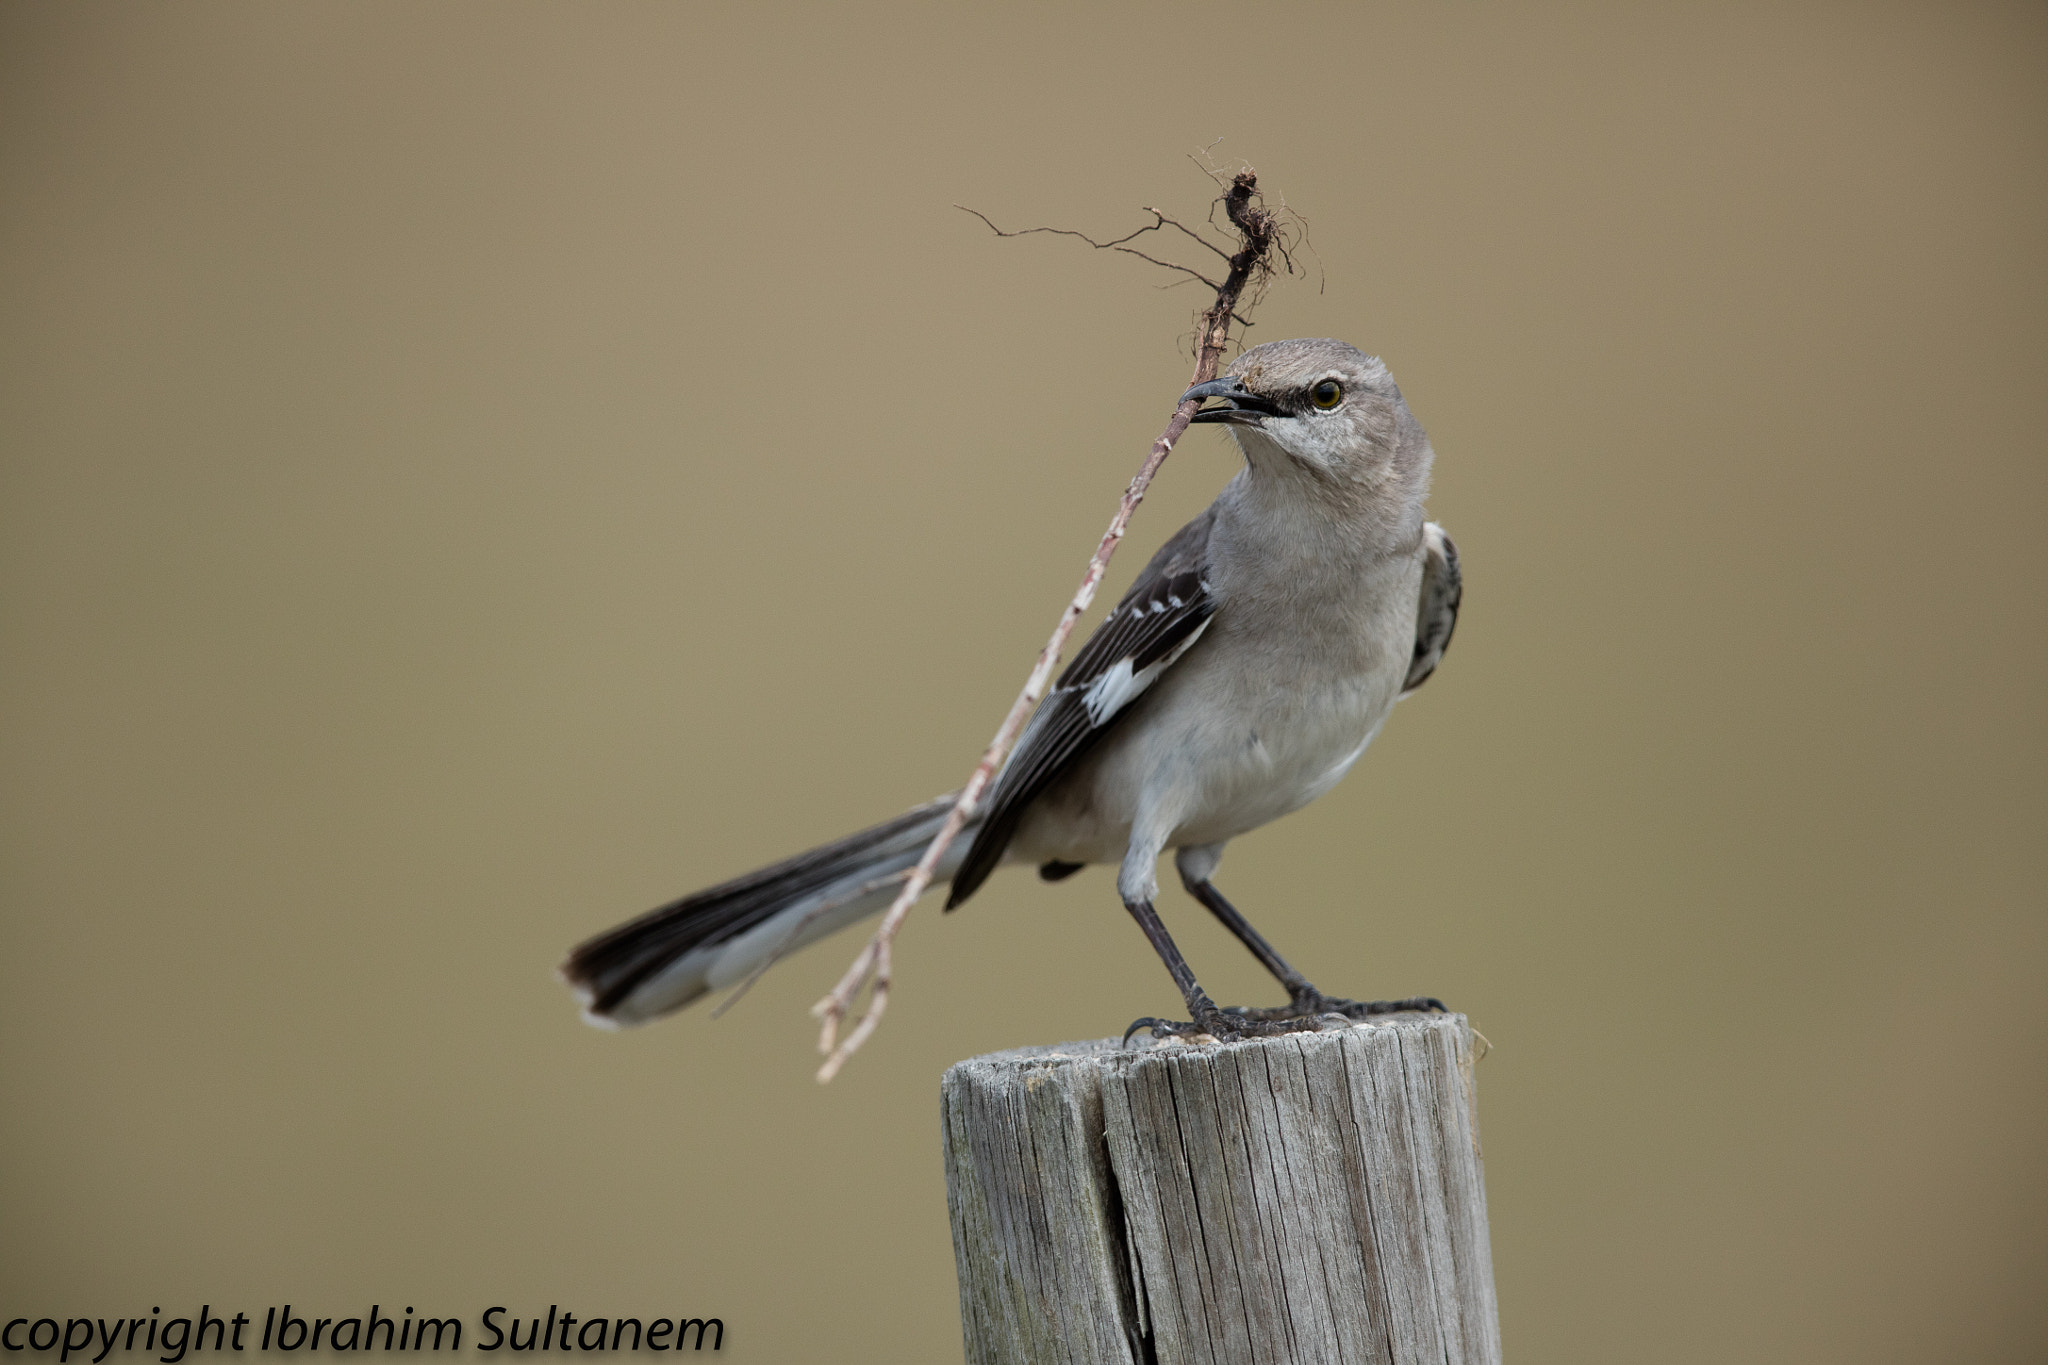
941, 1014, 1500, 1365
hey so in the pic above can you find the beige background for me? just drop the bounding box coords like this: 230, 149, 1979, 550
3, 3, 2043, 1361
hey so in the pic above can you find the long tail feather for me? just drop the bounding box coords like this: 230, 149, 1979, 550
560, 793, 970, 1027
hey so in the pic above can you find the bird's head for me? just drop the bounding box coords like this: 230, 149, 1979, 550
1183, 338, 1429, 499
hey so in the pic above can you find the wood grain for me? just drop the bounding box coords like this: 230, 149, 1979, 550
942, 1015, 1499, 1365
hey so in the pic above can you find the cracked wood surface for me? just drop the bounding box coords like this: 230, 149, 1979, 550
941, 1016, 1500, 1365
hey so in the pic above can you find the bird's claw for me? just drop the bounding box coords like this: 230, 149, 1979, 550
1122, 1008, 1336, 1047
1221, 993, 1448, 1023
1122, 1016, 1177, 1046
1124, 992, 1447, 1047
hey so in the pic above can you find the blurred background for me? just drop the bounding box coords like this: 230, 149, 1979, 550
2, 3, 2042, 1361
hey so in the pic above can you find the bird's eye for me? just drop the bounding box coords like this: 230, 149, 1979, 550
1310, 379, 1343, 410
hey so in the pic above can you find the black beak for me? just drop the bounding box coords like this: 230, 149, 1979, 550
1182, 376, 1284, 425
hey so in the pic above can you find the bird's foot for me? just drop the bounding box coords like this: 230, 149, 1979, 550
1121, 1002, 1338, 1047
1222, 991, 1448, 1024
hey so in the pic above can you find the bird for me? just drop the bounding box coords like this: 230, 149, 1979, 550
561, 337, 1460, 1042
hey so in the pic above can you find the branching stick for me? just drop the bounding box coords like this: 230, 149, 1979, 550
810, 168, 1288, 1082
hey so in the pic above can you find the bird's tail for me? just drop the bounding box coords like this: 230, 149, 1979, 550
560, 793, 971, 1028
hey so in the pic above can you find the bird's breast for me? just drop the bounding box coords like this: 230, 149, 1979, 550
1010, 544, 1423, 864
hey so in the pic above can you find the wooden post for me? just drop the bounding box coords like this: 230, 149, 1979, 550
941, 1014, 1500, 1365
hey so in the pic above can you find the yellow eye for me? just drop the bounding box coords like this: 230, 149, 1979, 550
1310, 379, 1343, 410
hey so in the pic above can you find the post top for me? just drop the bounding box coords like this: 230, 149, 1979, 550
945, 1010, 1472, 1082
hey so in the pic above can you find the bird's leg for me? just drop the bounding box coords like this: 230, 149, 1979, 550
1119, 898, 1328, 1044
1181, 875, 1446, 1022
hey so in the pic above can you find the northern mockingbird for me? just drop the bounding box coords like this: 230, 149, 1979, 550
562, 337, 1460, 1041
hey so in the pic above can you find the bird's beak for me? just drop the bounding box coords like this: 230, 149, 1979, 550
1183, 376, 1284, 425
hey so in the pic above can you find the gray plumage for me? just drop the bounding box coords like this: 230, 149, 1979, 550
563, 338, 1459, 1030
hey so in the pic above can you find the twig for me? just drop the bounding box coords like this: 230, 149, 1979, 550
1140, 206, 1236, 263
707, 866, 914, 1020
954, 206, 1224, 289
810, 169, 1288, 1082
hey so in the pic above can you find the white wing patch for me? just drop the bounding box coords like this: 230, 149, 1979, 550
1080, 617, 1212, 726
1401, 522, 1461, 697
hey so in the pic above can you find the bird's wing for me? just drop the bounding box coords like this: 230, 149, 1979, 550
1402, 522, 1461, 695
946, 508, 1219, 908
